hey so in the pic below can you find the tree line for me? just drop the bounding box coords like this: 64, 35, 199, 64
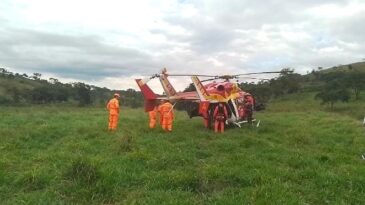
0, 68, 143, 107
1, 64, 364, 109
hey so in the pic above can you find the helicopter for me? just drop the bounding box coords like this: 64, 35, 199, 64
135, 68, 285, 129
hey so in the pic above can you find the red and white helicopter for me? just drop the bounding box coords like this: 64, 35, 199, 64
135, 68, 284, 129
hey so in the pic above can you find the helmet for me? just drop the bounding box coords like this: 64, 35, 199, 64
114, 93, 120, 97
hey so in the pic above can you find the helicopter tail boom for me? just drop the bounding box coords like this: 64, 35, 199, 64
136, 79, 159, 112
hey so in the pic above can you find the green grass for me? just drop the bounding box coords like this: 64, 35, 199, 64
1, 105, 365, 204
268, 91, 365, 120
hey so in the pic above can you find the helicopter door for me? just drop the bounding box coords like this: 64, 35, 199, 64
227, 99, 239, 122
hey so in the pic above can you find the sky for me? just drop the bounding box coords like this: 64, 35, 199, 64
1, 0, 365, 92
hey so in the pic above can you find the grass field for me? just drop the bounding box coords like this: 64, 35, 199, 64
1, 103, 365, 204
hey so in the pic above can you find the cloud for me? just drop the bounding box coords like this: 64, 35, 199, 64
0, 28, 154, 79
0, 0, 365, 91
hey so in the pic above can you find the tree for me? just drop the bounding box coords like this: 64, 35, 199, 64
239, 81, 272, 103
320, 70, 365, 101
269, 68, 302, 96
344, 71, 365, 100
7, 87, 21, 103
315, 80, 351, 110
53, 86, 69, 102
32, 73, 42, 80
30, 86, 54, 104
0, 68, 9, 76
183, 83, 196, 92
73, 83, 92, 106
49, 78, 59, 84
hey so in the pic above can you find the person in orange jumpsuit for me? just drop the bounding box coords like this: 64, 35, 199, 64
213, 103, 228, 133
158, 101, 163, 126
159, 100, 174, 132
244, 94, 254, 123
148, 105, 158, 129
201, 103, 209, 128
107, 93, 120, 131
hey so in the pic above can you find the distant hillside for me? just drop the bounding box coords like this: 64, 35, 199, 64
320, 61, 365, 73
0, 68, 143, 107
2, 61, 365, 109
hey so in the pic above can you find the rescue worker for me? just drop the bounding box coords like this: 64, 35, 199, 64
148, 105, 158, 129
201, 102, 209, 128
213, 102, 228, 133
107, 93, 120, 131
158, 100, 163, 126
244, 94, 254, 123
159, 100, 174, 132
238, 104, 245, 120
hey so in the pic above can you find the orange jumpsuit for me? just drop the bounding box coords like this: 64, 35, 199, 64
158, 104, 163, 126
148, 107, 158, 129
160, 102, 174, 131
200, 103, 209, 128
107, 98, 120, 130
213, 104, 228, 133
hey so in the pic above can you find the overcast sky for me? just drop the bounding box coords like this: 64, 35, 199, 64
1, 0, 365, 92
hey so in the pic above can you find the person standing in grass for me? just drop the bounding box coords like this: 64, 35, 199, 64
158, 100, 164, 126
244, 93, 254, 123
148, 105, 158, 129
159, 100, 174, 132
107, 93, 120, 131
200, 102, 210, 128
213, 102, 228, 133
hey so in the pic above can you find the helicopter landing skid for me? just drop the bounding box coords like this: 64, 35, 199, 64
233, 119, 259, 128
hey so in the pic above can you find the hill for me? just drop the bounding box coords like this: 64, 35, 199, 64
0, 68, 143, 107
321, 61, 365, 73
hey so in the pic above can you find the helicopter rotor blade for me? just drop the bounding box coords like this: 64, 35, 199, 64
167, 74, 218, 77
236, 77, 271, 81
234, 71, 287, 76
200, 76, 271, 83
201, 77, 219, 83
145, 69, 291, 80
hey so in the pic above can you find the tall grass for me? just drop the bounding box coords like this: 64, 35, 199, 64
0, 106, 364, 204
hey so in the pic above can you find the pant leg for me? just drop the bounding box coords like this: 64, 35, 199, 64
149, 119, 156, 129
214, 120, 219, 133
162, 117, 171, 131
108, 114, 113, 130
111, 115, 119, 130
167, 118, 173, 131
161, 118, 166, 130
203, 115, 209, 128
203, 119, 208, 128
220, 122, 225, 133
